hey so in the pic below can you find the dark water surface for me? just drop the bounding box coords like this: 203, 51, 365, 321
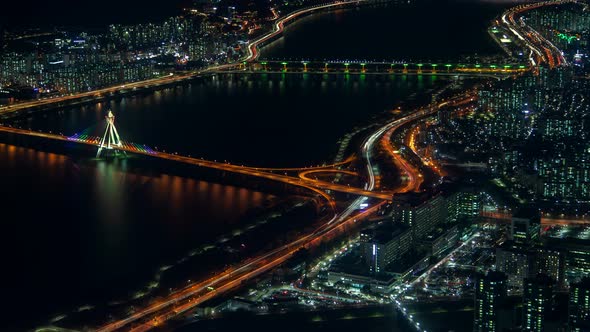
262, 0, 510, 61
1, 0, 506, 329
3, 73, 444, 330
14, 74, 443, 167
1, 143, 275, 329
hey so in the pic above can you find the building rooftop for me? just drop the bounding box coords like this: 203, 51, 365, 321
392, 192, 438, 208
424, 224, 457, 242
483, 270, 508, 282
513, 206, 541, 220
368, 221, 410, 244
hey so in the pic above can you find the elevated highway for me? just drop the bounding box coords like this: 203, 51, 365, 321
21, 78, 478, 332
500, 0, 575, 69
0, 125, 393, 200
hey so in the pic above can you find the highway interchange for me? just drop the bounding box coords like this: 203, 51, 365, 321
87, 1, 575, 325
9, 0, 574, 330
18, 86, 476, 332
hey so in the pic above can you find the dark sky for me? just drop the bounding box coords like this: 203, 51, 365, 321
1, 0, 189, 29
0, 0, 528, 30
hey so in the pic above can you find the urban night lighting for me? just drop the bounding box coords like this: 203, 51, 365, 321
1, 0, 589, 331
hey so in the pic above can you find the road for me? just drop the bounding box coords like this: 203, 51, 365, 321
244, 0, 366, 61
482, 211, 590, 226
361, 92, 477, 194
500, 0, 574, 69
90, 63, 460, 331
380, 118, 423, 193
298, 169, 359, 181
0, 0, 365, 118
0, 125, 393, 200
0, 2, 573, 332
96, 198, 386, 332
247, 154, 356, 172
4, 83, 477, 332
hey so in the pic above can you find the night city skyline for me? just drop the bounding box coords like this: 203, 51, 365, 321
2, 0, 590, 332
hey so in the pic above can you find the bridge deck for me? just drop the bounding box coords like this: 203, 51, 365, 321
0, 126, 392, 200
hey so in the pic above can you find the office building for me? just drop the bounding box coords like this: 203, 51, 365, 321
510, 207, 541, 246
474, 270, 508, 332
446, 189, 482, 224
362, 223, 412, 274
569, 278, 590, 332
523, 274, 555, 332
423, 225, 459, 258
391, 192, 446, 241
496, 241, 534, 291
534, 247, 565, 288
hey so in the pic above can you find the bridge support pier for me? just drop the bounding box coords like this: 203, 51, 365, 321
97, 110, 124, 158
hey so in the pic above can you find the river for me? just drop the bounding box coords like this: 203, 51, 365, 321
1, 0, 507, 330
262, 0, 509, 61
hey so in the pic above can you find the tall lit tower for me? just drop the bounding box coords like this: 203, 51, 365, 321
97, 110, 123, 157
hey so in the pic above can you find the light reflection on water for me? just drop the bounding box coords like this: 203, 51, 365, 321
0, 142, 274, 328
9, 73, 442, 168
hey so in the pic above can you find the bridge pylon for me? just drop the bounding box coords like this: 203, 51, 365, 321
97, 110, 124, 158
